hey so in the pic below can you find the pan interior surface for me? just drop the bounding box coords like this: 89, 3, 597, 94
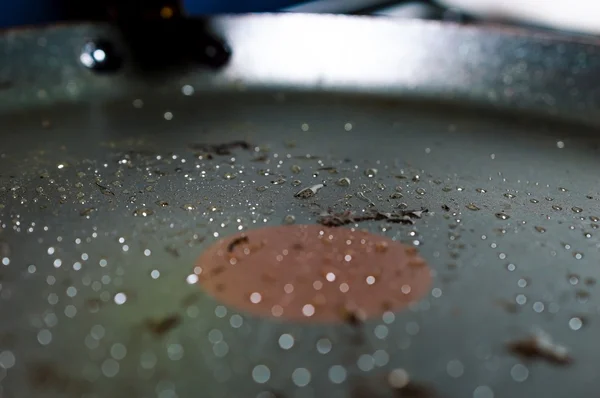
1, 91, 600, 398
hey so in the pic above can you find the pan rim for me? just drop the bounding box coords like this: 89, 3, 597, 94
0, 13, 597, 126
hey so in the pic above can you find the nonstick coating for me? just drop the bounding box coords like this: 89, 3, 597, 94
1, 14, 600, 398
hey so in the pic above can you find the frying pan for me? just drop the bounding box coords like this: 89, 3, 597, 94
1, 10, 600, 398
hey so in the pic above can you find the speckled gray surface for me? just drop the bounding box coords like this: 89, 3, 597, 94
1, 14, 600, 398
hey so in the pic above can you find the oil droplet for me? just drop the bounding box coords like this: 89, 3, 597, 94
256, 185, 268, 192
133, 208, 154, 217
534, 226, 546, 233
291, 180, 302, 187
573, 252, 583, 260
415, 188, 426, 195
495, 212, 510, 220
572, 207, 583, 213
389, 192, 403, 199
252, 365, 271, 384
442, 186, 452, 192
530, 199, 539, 204
558, 187, 568, 192
364, 168, 378, 178
569, 317, 583, 330
585, 277, 596, 286
387, 368, 410, 389
446, 360, 464, 378
336, 177, 351, 187
504, 193, 516, 199
181, 204, 196, 211
590, 216, 599, 222
283, 215, 296, 225
290, 165, 302, 173
156, 200, 169, 207
552, 205, 563, 211
510, 364, 529, 382
250, 292, 262, 304
466, 203, 480, 211
476, 188, 487, 193
302, 304, 315, 317
223, 173, 237, 180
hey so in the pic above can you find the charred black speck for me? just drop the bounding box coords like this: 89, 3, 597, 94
145, 314, 181, 336
181, 293, 201, 307
227, 236, 249, 253
29, 362, 91, 393
393, 382, 437, 397
211, 265, 226, 277
95, 182, 115, 196
318, 209, 428, 227
165, 245, 180, 257
79, 207, 96, 217
188, 140, 251, 156
508, 337, 572, 365
343, 309, 365, 327
85, 298, 103, 312
496, 299, 519, 313
317, 166, 338, 174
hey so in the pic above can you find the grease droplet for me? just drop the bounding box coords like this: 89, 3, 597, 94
495, 213, 510, 220
133, 208, 154, 217
336, 177, 351, 187
364, 168, 378, 178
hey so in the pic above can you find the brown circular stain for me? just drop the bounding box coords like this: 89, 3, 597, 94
194, 224, 431, 323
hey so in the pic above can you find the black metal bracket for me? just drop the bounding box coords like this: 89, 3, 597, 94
75, 0, 231, 73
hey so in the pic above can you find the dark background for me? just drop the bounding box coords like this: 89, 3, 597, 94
0, 0, 305, 27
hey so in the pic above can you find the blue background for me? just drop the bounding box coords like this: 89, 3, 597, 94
0, 0, 305, 27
